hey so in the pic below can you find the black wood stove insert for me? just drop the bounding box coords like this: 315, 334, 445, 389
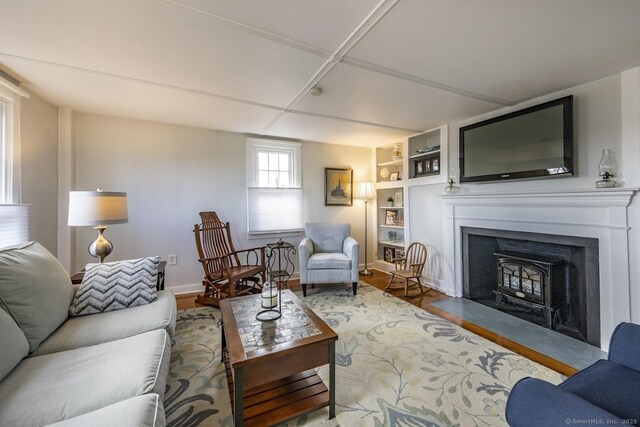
462, 227, 600, 347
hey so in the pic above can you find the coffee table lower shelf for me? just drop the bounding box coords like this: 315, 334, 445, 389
224, 358, 329, 427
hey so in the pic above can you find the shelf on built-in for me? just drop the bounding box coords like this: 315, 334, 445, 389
377, 159, 403, 167
378, 240, 404, 247
409, 150, 440, 159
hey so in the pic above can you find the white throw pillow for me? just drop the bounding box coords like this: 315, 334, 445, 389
69, 257, 160, 317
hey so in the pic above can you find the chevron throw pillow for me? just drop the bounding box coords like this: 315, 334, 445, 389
69, 257, 160, 317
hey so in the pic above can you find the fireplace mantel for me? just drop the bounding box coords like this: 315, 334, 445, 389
442, 187, 638, 206
441, 186, 638, 350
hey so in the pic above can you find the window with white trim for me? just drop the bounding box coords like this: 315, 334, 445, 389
246, 138, 303, 235
0, 84, 20, 205
0, 77, 29, 248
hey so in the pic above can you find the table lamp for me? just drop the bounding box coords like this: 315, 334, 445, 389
356, 181, 376, 276
68, 189, 128, 262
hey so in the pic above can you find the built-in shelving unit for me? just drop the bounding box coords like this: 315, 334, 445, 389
372, 125, 448, 271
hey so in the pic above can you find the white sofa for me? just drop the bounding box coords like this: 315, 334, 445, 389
0, 242, 176, 427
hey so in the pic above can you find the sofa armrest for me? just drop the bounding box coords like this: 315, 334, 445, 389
608, 322, 640, 371
506, 377, 623, 427
343, 236, 359, 283
298, 237, 314, 284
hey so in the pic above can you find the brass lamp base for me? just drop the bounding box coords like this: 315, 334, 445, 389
89, 226, 113, 263
361, 268, 374, 276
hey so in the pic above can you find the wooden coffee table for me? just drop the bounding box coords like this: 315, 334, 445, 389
220, 289, 338, 427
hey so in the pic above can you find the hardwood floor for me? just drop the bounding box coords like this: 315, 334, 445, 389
175, 269, 578, 376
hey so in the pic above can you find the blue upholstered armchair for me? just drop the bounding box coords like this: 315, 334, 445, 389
298, 223, 359, 297
506, 322, 640, 426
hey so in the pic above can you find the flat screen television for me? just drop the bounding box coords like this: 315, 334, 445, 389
459, 95, 573, 183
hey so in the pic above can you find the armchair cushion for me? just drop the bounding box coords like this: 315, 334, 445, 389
69, 257, 160, 317
308, 253, 351, 270
304, 223, 350, 253
506, 377, 623, 427
0, 242, 74, 352
560, 360, 640, 420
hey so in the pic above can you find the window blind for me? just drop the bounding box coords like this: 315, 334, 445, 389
0, 204, 29, 248
247, 188, 303, 234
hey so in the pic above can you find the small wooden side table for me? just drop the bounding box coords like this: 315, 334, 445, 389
71, 261, 167, 291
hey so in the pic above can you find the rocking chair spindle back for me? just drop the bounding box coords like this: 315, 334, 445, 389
194, 211, 265, 307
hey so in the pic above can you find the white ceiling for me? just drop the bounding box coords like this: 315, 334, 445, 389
1, 0, 640, 147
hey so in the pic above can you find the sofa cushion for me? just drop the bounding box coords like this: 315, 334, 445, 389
560, 359, 640, 419
0, 308, 29, 381
44, 394, 165, 427
32, 290, 176, 356
69, 257, 160, 316
307, 253, 352, 270
304, 223, 350, 253
0, 242, 73, 352
0, 329, 171, 427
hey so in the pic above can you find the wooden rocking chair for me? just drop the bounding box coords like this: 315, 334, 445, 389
385, 242, 430, 297
194, 211, 266, 307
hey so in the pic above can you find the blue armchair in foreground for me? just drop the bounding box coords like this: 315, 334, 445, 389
506, 322, 640, 426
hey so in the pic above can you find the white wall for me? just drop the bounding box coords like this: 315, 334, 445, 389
20, 92, 58, 254
71, 113, 372, 292
409, 71, 640, 321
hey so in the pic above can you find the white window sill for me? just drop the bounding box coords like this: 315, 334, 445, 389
246, 230, 304, 241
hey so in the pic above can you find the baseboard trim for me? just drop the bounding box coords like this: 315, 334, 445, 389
169, 283, 203, 295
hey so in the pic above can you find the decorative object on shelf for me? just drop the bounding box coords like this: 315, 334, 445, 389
68, 189, 128, 263
387, 196, 394, 207
388, 231, 397, 242
389, 172, 400, 181
383, 246, 395, 263
394, 191, 403, 207
424, 159, 432, 173
379, 167, 390, 179
357, 181, 376, 276
596, 149, 616, 188
385, 210, 398, 225
444, 177, 457, 194
325, 168, 353, 206
392, 143, 402, 160
432, 158, 440, 172
256, 240, 296, 321
416, 161, 423, 175
416, 145, 440, 154
394, 248, 405, 259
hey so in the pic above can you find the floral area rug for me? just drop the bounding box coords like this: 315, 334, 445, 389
164, 283, 561, 426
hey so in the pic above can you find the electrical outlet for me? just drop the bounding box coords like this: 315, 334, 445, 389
168, 254, 178, 266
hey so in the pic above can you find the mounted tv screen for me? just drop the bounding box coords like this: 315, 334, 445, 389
460, 96, 573, 183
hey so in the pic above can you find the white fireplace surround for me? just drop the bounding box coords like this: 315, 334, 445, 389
442, 187, 638, 351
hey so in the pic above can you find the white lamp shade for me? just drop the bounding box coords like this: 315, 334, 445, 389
356, 182, 376, 201
68, 191, 128, 226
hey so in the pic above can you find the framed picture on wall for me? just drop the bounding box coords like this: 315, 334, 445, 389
416, 161, 423, 175
432, 158, 440, 172
325, 168, 353, 206
383, 246, 395, 263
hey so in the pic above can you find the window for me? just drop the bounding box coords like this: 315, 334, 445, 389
0, 77, 29, 248
246, 138, 303, 235
0, 81, 23, 204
